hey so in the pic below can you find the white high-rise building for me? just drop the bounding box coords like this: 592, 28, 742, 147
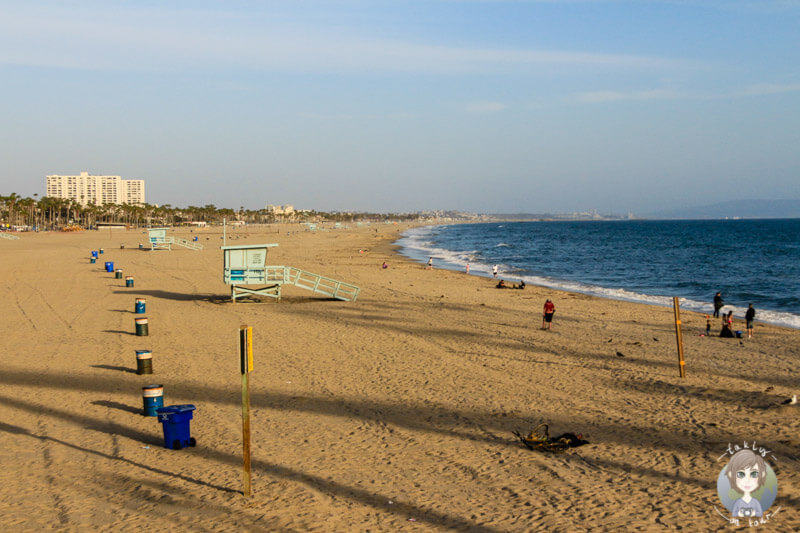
46, 171, 145, 207
265, 204, 295, 215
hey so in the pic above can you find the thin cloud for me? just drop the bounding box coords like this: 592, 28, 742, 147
464, 102, 508, 113
0, 5, 693, 75
571, 89, 681, 103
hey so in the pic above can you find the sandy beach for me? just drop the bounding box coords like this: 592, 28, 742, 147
1, 223, 798, 532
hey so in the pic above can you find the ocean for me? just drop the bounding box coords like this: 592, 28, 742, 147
397, 219, 800, 329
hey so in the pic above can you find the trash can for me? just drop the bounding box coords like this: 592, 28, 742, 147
126, 276, 134, 287
91, 250, 99, 258
136, 349, 153, 374
115, 269, 123, 279
142, 384, 164, 416
135, 317, 149, 336
90, 256, 96, 264
104, 261, 114, 272
156, 405, 197, 450
99, 248, 104, 255
135, 298, 146, 314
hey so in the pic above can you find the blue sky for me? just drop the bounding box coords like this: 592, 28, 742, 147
1, 0, 798, 214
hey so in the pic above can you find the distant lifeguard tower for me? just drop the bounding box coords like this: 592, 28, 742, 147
148, 227, 203, 251
222, 243, 359, 302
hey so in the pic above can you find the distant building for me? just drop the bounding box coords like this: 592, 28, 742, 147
265, 204, 295, 216
46, 171, 145, 207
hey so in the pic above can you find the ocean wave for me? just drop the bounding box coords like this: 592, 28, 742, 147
397, 226, 800, 330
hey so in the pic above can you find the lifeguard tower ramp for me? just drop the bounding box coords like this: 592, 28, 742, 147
222, 244, 360, 302
149, 228, 203, 250
0, 233, 20, 240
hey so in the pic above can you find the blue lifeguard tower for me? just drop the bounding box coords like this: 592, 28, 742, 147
148, 227, 203, 251
222, 243, 360, 302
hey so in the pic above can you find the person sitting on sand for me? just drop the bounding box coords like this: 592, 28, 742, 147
496, 279, 507, 288
720, 313, 735, 338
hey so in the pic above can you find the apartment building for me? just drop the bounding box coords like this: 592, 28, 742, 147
265, 204, 295, 216
46, 171, 145, 206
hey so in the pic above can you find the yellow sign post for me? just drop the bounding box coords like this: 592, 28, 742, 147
240, 325, 253, 497
672, 297, 686, 378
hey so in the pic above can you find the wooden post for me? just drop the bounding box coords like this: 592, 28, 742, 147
672, 297, 686, 378
240, 325, 253, 497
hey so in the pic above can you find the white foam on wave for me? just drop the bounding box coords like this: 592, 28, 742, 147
397, 226, 800, 330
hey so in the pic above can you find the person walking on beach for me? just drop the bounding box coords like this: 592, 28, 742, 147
466, 263, 470, 274
542, 299, 555, 330
745, 304, 756, 339
426, 257, 433, 270
493, 265, 499, 278
713, 292, 725, 318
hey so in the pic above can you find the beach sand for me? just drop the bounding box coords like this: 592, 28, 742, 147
1, 223, 798, 531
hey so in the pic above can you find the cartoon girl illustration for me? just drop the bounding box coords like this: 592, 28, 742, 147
725, 449, 767, 518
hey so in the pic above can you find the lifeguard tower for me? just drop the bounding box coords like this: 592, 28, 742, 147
222, 243, 360, 302
148, 228, 203, 251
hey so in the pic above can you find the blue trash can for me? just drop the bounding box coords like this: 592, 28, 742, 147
156, 405, 197, 450
104, 261, 114, 272
91, 250, 99, 258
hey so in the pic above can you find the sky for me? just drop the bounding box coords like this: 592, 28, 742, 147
0, 0, 798, 215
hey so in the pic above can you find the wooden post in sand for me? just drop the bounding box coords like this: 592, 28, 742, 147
240, 325, 254, 497
672, 297, 686, 378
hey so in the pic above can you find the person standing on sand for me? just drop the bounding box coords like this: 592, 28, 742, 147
493, 265, 499, 278
427, 257, 433, 270
713, 292, 725, 318
745, 304, 756, 339
466, 263, 470, 274
542, 299, 555, 330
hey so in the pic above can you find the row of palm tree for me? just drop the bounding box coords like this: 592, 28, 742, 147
0, 194, 420, 230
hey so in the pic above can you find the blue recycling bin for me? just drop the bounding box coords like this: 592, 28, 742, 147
156, 404, 197, 450
104, 261, 114, 272
91, 250, 99, 258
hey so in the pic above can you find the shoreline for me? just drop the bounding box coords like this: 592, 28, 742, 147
394, 222, 800, 331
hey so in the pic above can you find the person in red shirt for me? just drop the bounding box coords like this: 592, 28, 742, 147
542, 299, 555, 330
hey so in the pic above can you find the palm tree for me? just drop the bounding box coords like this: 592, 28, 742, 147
5, 192, 19, 227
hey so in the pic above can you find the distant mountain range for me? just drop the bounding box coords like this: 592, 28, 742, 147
646, 199, 800, 220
